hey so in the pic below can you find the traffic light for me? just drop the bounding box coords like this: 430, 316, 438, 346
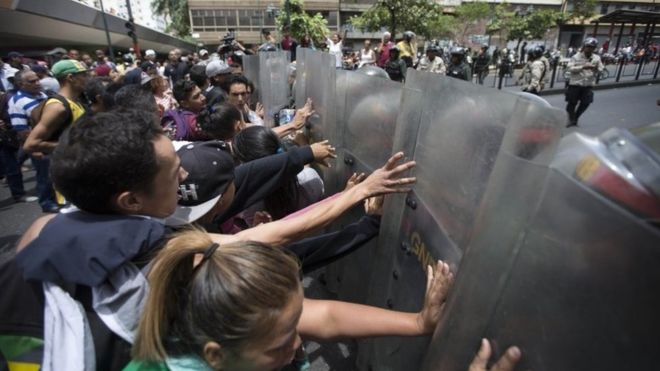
125, 20, 136, 40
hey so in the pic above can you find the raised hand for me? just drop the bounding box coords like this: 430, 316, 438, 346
356, 152, 416, 198
310, 140, 337, 167
468, 339, 521, 371
416, 261, 454, 334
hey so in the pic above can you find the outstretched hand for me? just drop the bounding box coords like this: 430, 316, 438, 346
356, 152, 416, 198
416, 260, 454, 334
291, 98, 315, 130
310, 140, 337, 167
344, 172, 366, 191
468, 339, 521, 371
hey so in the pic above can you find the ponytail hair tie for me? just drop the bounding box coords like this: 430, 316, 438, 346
199, 242, 219, 266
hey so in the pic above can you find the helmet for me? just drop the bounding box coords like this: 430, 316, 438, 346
403, 31, 415, 40
389, 46, 400, 54
356, 65, 390, 80
450, 47, 465, 57
527, 45, 543, 59
426, 46, 439, 53
122, 54, 133, 63
583, 37, 598, 48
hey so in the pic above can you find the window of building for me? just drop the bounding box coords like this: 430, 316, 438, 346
600, 3, 608, 14
628, 4, 635, 9
615, 4, 623, 10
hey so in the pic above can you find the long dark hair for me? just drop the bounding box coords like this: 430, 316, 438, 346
198, 103, 242, 141
233, 126, 300, 219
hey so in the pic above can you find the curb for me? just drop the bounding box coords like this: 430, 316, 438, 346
539, 79, 660, 96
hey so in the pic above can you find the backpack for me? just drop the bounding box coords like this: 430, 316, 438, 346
29, 93, 73, 142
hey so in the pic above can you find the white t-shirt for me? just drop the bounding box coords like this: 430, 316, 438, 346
327, 38, 343, 68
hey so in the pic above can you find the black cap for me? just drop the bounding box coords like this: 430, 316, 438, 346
166, 141, 235, 226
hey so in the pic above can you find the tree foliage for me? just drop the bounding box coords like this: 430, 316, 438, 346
348, 0, 446, 39
151, 0, 190, 37
489, 3, 566, 42
455, 1, 491, 42
276, 0, 330, 45
571, 0, 597, 23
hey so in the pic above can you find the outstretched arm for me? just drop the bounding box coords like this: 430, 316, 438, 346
214, 152, 415, 247
298, 261, 453, 340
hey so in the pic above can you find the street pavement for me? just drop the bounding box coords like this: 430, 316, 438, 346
0, 83, 658, 370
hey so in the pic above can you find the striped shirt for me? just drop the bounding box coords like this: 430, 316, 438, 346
8, 90, 47, 132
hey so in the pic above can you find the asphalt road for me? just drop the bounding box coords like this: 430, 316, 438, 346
0, 83, 658, 370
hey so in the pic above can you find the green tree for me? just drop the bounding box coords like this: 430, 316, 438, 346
427, 15, 459, 40
455, 1, 491, 43
276, 0, 330, 45
571, 0, 597, 23
348, 0, 445, 39
151, 0, 190, 37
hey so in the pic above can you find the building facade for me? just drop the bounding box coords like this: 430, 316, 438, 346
73, 0, 169, 33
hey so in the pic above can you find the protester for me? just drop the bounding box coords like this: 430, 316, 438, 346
24, 59, 88, 154
326, 32, 344, 69
162, 79, 210, 141
417, 46, 446, 75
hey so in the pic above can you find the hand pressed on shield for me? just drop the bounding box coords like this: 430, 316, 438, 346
355, 152, 416, 198
344, 172, 366, 191
291, 98, 314, 130
468, 339, 521, 371
252, 211, 272, 226
363, 195, 384, 216
310, 140, 337, 167
416, 260, 454, 334
255, 102, 265, 119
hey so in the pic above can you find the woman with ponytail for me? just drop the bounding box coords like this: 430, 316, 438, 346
127, 229, 455, 371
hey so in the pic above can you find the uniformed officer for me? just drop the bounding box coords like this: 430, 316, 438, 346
565, 37, 604, 127
518, 45, 546, 95
446, 47, 471, 81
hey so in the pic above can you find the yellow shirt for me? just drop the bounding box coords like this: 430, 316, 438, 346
45, 97, 86, 124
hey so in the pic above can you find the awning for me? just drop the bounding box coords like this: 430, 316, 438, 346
0, 0, 196, 54
592, 9, 660, 24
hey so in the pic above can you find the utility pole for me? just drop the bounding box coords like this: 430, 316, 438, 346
125, 0, 141, 59
99, 0, 115, 60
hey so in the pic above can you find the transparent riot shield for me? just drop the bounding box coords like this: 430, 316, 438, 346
257, 51, 290, 127
294, 47, 308, 109
243, 55, 260, 106
302, 50, 337, 146
361, 69, 564, 371
322, 71, 403, 301
422, 125, 660, 370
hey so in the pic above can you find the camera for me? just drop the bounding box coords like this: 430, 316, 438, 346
222, 29, 236, 46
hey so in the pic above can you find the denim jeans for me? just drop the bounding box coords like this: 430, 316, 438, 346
32, 155, 57, 210
0, 145, 24, 198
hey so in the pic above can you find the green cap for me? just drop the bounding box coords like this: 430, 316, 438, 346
51, 60, 88, 78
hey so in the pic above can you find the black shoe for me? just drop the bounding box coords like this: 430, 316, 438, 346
42, 205, 61, 213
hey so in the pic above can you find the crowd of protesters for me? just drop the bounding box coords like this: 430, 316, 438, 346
0, 34, 524, 370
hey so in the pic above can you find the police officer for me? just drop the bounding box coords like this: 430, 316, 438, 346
518, 45, 546, 95
384, 46, 407, 82
565, 37, 604, 127
446, 47, 471, 81
537, 45, 551, 90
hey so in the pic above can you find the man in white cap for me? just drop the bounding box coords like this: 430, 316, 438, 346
204, 59, 232, 106
144, 49, 156, 63
197, 49, 210, 66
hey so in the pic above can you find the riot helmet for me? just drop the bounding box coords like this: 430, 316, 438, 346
403, 31, 415, 41
356, 65, 390, 80
450, 47, 465, 56
583, 37, 598, 48
389, 46, 400, 57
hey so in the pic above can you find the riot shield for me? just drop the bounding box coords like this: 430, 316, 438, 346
257, 51, 290, 127
294, 47, 308, 109
322, 70, 403, 301
243, 55, 260, 107
361, 69, 564, 371
422, 125, 660, 370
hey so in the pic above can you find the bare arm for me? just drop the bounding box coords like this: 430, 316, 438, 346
298, 261, 453, 340
24, 103, 66, 153
217, 152, 415, 247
